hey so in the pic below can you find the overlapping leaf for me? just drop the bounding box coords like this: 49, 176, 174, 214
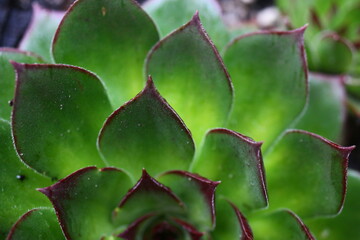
146, 13, 233, 145
12, 64, 112, 179
144, 0, 230, 49
0, 49, 43, 120
192, 128, 268, 213
52, 0, 159, 107
265, 130, 354, 218
7, 208, 64, 240
39, 167, 132, 240
223, 27, 308, 151
0, 120, 52, 239
295, 74, 346, 142
98, 78, 195, 181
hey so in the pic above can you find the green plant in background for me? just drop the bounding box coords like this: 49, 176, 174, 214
1, 0, 359, 239
276, 0, 360, 125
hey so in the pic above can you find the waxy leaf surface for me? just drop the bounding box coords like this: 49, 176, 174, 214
52, 0, 159, 107
249, 210, 314, 240
146, 13, 233, 145
114, 170, 184, 226
212, 198, 253, 240
7, 208, 64, 240
310, 33, 354, 74
12, 64, 112, 179
295, 74, 345, 142
159, 170, 219, 231
0, 120, 51, 239
39, 167, 132, 240
19, 3, 64, 62
192, 128, 268, 212
98, 78, 195, 181
0, 49, 43, 120
305, 170, 360, 240
223, 28, 307, 151
144, 0, 230, 49
265, 130, 353, 218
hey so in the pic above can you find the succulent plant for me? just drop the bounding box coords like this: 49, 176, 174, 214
1, 0, 360, 239
275, 0, 360, 132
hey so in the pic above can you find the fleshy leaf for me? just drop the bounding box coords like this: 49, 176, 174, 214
6, 208, 64, 240
265, 130, 354, 218
19, 3, 64, 62
249, 210, 315, 240
12, 63, 112, 179
52, 0, 159, 107
295, 74, 346, 142
212, 198, 254, 240
98, 77, 195, 181
39, 167, 132, 240
113, 170, 184, 226
0, 120, 51, 239
0, 48, 43, 120
305, 170, 360, 240
192, 128, 268, 212
145, 13, 233, 145
309, 33, 354, 74
158, 170, 220, 231
144, 0, 230, 49
223, 27, 308, 151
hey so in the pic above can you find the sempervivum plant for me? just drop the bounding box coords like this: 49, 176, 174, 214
1, 0, 360, 239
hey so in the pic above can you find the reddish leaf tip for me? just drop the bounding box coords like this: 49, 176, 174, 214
190, 11, 201, 24
119, 169, 184, 208
37, 186, 51, 197
145, 75, 155, 90
10, 61, 25, 73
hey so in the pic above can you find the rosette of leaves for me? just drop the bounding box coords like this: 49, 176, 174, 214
1, 0, 360, 239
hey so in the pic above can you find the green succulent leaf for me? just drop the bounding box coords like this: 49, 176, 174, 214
265, 130, 354, 218
19, 4, 64, 62
309, 33, 354, 74
0, 48, 43, 120
12, 63, 112, 179
192, 128, 268, 213
146, 13, 233, 145
113, 170, 184, 226
295, 74, 345, 142
158, 170, 220, 231
144, 0, 230, 49
250, 210, 315, 240
39, 167, 132, 240
52, 0, 159, 107
212, 198, 253, 240
0, 120, 52, 239
98, 77, 195, 181
6, 208, 64, 240
305, 170, 360, 240
223, 27, 308, 151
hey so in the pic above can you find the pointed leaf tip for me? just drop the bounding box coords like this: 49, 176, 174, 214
10, 61, 25, 73
191, 11, 200, 24
161, 170, 220, 227
119, 169, 183, 208
98, 75, 194, 180
145, 11, 233, 146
